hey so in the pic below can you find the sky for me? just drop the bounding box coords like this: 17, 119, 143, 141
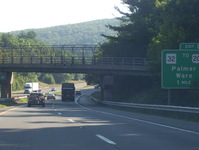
0, 0, 128, 33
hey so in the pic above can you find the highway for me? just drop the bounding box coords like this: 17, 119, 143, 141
0, 88, 199, 150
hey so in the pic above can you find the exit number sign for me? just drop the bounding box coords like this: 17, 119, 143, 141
162, 50, 199, 89
180, 43, 199, 50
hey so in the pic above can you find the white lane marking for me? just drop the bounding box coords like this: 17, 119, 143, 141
68, 119, 76, 123
75, 92, 199, 136
96, 134, 116, 145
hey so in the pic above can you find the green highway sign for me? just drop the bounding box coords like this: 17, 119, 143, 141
162, 50, 199, 89
180, 43, 199, 50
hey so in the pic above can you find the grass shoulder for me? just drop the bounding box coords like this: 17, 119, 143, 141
0, 98, 28, 108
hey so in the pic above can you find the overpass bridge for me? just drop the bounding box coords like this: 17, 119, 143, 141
0, 56, 150, 75
0, 45, 152, 98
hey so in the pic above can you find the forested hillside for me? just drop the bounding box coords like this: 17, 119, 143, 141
12, 19, 120, 45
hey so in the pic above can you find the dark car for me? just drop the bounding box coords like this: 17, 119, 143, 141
47, 93, 56, 100
28, 92, 45, 107
94, 85, 99, 89
51, 88, 56, 91
75, 90, 81, 95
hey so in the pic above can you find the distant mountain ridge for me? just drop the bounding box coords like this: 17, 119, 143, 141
12, 19, 120, 45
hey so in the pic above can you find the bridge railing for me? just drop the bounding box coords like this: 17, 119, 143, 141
0, 56, 150, 66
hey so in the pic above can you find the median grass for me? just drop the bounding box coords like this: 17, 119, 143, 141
0, 101, 17, 108
18, 98, 28, 103
0, 98, 28, 109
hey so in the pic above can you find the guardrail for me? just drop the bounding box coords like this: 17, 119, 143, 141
90, 95, 199, 114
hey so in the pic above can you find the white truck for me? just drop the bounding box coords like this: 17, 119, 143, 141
24, 82, 39, 94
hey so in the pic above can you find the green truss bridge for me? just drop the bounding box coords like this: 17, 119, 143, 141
0, 45, 151, 75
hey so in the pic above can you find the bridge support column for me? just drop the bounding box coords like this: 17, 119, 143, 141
0, 72, 13, 98
100, 75, 114, 101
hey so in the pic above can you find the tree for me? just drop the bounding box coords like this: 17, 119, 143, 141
100, 0, 156, 57
18, 31, 37, 40
1, 33, 15, 47
147, 0, 199, 72
42, 74, 55, 84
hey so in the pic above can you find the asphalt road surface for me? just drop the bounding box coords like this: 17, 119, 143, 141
1, 88, 199, 150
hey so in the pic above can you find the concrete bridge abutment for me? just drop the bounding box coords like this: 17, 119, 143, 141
0, 72, 13, 98
100, 75, 114, 101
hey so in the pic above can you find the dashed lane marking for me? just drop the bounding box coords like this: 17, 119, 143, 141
68, 119, 76, 123
96, 134, 116, 145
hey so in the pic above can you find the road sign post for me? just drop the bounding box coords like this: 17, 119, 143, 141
162, 50, 199, 89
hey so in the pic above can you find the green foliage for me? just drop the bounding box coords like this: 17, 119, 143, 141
18, 31, 37, 40
39, 73, 76, 84
84, 74, 99, 85
148, 0, 199, 70
41, 74, 55, 84
73, 74, 84, 81
100, 0, 156, 57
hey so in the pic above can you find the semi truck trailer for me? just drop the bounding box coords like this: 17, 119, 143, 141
61, 83, 75, 101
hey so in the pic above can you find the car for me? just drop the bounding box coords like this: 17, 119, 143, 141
28, 92, 45, 107
51, 88, 56, 91
94, 85, 99, 89
38, 89, 43, 93
75, 90, 81, 95
47, 93, 56, 100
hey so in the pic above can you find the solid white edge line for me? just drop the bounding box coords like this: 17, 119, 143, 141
75, 91, 199, 136
96, 134, 116, 145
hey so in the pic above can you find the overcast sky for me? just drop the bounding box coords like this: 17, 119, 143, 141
0, 0, 128, 32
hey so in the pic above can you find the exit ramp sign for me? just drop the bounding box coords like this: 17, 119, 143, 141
162, 50, 199, 89
180, 43, 199, 50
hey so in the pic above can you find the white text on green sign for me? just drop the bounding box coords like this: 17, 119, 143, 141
162, 50, 199, 89
180, 43, 199, 50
